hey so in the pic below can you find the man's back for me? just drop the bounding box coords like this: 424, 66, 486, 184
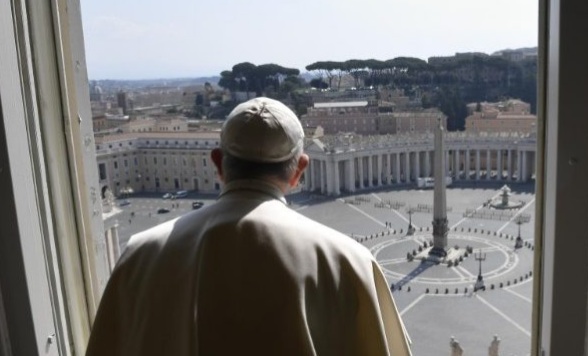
86, 181, 409, 355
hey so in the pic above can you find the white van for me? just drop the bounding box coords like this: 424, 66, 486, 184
175, 190, 188, 198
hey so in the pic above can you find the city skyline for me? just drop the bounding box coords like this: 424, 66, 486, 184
81, 0, 538, 80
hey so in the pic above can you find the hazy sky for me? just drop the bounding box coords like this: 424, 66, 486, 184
81, 0, 538, 80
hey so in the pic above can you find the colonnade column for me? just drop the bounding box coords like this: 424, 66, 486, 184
395, 153, 401, 184
333, 160, 340, 195
367, 155, 373, 187
320, 160, 327, 194
465, 150, 471, 180
386, 154, 391, 184
310, 159, 317, 191
517, 150, 522, 182
522, 151, 528, 182
425, 151, 431, 177
358, 157, 364, 189
475, 150, 481, 180
486, 149, 491, 180
325, 160, 332, 194
377, 154, 383, 186
454, 150, 460, 180
347, 158, 355, 192
497, 150, 503, 180
404, 152, 410, 183
415, 151, 420, 180
507, 150, 513, 181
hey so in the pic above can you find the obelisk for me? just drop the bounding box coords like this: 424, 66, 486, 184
430, 118, 448, 257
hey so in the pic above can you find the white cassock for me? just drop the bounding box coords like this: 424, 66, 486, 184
86, 180, 412, 356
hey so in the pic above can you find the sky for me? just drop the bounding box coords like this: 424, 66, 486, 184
81, 0, 538, 80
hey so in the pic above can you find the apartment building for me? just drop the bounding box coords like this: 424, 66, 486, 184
465, 99, 537, 133
301, 101, 447, 135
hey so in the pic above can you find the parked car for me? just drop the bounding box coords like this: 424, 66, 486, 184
118, 199, 131, 207
157, 208, 170, 214
192, 201, 204, 210
162, 193, 174, 199
175, 190, 188, 198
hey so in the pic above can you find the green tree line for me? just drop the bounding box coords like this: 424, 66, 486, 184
217, 55, 537, 130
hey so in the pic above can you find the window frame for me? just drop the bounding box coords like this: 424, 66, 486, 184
533, 0, 588, 354
0, 0, 109, 355
1, 0, 587, 354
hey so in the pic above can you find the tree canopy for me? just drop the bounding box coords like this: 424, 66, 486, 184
216, 54, 538, 126
217, 62, 300, 97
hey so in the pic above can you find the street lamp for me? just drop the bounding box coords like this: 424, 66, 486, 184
406, 207, 416, 235
514, 214, 529, 249
474, 249, 486, 291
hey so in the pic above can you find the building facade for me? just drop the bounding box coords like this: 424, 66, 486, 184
465, 99, 537, 134
95, 132, 221, 196
302, 131, 537, 196
301, 101, 447, 135
96, 130, 537, 198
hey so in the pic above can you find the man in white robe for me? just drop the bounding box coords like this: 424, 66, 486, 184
86, 97, 411, 356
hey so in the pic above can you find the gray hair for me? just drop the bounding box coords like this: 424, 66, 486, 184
221, 149, 302, 183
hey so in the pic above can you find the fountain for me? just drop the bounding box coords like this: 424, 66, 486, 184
489, 185, 524, 210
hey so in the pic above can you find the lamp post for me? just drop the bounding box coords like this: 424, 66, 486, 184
514, 214, 530, 249
474, 249, 486, 291
406, 207, 416, 235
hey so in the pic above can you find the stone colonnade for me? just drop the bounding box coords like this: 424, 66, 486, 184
303, 134, 536, 196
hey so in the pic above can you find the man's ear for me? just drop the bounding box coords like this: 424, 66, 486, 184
211, 148, 224, 182
289, 154, 309, 187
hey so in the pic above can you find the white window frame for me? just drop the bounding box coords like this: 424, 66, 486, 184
0, 0, 108, 355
